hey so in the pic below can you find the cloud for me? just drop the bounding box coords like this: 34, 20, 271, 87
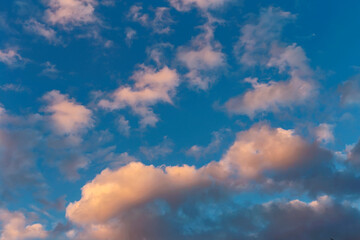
218, 124, 322, 179
252, 196, 360, 240
186, 128, 230, 159
43, 90, 93, 135
117, 115, 130, 136
24, 19, 60, 44
39, 61, 59, 79
0, 208, 48, 240
65, 123, 360, 239
169, 0, 229, 11
339, 75, 360, 105
99, 65, 179, 127
347, 139, 360, 168
0, 128, 44, 195
140, 137, 173, 160
177, 18, 225, 90
227, 27, 316, 116
66, 162, 209, 225
0, 84, 25, 92
315, 123, 335, 144
0, 109, 45, 196
128, 5, 173, 34
235, 7, 295, 66
45, 0, 98, 27
0, 49, 25, 67
125, 27, 136, 46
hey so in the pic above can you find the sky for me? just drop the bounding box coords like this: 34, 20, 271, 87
1, 0, 360, 239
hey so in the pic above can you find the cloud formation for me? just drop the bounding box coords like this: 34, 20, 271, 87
99, 65, 179, 127
0, 208, 48, 240
226, 8, 316, 116
315, 123, 335, 144
0, 49, 25, 67
64, 123, 359, 239
339, 75, 360, 105
24, 19, 59, 44
45, 0, 98, 27
43, 90, 94, 135
128, 5, 173, 34
177, 18, 225, 90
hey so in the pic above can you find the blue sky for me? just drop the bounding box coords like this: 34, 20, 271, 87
1, 0, 360, 239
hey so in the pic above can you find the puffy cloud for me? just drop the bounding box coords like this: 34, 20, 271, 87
219, 124, 320, 179
43, 90, 93, 135
66, 162, 209, 224
99, 65, 179, 127
227, 7, 316, 116
177, 19, 225, 90
0, 209, 48, 240
169, 0, 229, 11
45, 0, 98, 27
252, 196, 360, 240
65, 123, 360, 239
315, 123, 335, 144
0, 49, 25, 67
23, 19, 59, 44
235, 7, 295, 66
226, 44, 316, 116
128, 6, 173, 34
339, 75, 360, 105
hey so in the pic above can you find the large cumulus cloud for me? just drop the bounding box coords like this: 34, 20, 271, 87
66, 124, 360, 239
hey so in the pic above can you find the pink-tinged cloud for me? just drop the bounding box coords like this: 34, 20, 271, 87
45, 0, 98, 27
99, 65, 179, 127
0, 49, 25, 67
43, 90, 93, 135
226, 44, 316, 117
65, 124, 341, 239
0, 209, 48, 240
177, 19, 225, 90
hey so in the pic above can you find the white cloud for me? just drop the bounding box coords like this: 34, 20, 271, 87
65, 124, 330, 239
226, 7, 316, 116
45, 0, 98, 27
0, 49, 25, 67
235, 7, 295, 66
24, 19, 59, 44
315, 123, 335, 144
0, 209, 48, 240
177, 19, 225, 90
99, 65, 179, 127
218, 124, 314, 179
66, 162, 208, 225
43, 90, 93, 135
